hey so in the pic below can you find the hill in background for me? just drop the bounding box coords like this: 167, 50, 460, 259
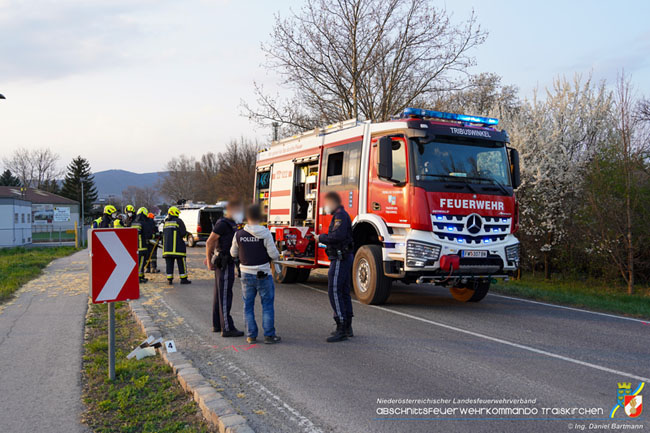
93, 169, 166, 199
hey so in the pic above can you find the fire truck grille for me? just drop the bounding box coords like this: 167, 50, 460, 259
458, 255, 504, 274
431, 214, 511, 245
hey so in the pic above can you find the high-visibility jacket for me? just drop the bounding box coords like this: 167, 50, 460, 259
92, 213, 113, 229
162, 216, 187, 257
131, 215, 153, 252
113, 219, 124, 228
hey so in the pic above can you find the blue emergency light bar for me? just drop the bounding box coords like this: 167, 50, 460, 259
402, 107, 499, 126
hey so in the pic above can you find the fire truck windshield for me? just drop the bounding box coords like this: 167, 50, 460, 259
411, 137, 512, 188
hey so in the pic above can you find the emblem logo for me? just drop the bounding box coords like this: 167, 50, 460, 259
466, 214, 482, 234
624, 395, 643, 418
611, 382, 645, 418
388, 195, 396, 206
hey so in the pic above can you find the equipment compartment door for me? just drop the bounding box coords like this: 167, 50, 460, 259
367, 135, 410, 225
317, 138, 362, 263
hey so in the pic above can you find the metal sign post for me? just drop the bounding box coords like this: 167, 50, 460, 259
108, 303, 116, 380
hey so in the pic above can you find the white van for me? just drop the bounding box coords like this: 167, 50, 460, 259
178, 204, 225, 247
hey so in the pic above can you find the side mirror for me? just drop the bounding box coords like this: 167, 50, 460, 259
377, 136, 393, 180
508, 147, 521, 189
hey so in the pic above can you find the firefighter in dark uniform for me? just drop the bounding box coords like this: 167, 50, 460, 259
163, 206, 191, 285
131, 207, 152, 283
314, 192, 354, 342
205, 201, 244, 337
123, 204, 136, 227
146, 212, 160, 273
92, 205, 117, 228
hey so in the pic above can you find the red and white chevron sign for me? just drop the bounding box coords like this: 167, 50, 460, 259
89, 228, 139, 303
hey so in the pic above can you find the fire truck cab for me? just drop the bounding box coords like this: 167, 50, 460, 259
255, 108, 521, 305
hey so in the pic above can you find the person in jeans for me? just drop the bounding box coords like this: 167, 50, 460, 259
230, 204, 281, 344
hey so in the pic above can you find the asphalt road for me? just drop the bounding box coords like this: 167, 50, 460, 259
139, 248, 650, 433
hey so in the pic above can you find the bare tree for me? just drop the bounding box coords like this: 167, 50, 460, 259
638, 98, 650, 122
159, 155, 199, 203
243, 0, 486, 134
612, 74, 644, 294
195, 152, 220, 202
215, 138, 259, 202
2, 148, 61, 189
121, 185, 160, 212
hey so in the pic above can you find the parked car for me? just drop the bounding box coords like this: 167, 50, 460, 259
178, 204, 225, 247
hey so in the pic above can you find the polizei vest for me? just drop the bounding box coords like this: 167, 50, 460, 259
235, 230, 270, 266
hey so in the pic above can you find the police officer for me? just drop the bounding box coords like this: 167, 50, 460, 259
123, 204, 136, 227
314, 192, 354, 342
205, 201, 244, 337
131, 207, 152, 283
230, 204, 281, 344
162, 206, 191, 285
92, 205, 117, 228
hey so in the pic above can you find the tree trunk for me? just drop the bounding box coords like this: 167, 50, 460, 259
625, 176, 634, 295
544, 252, 550, 280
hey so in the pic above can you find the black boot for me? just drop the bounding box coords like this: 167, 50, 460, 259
326, 320, 348, 343
330, 317, 341, 336
344, 317, 354, 337
222, 328, 244, 337
180, 278, 192, 285
167, 279, 173, 285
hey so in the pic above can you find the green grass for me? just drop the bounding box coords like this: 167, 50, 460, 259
82, 302, 213, 433
31, 231, 76, 241
493, 276, 650, 319
0, 246, 77, 303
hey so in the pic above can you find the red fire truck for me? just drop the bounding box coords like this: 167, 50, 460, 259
254, 108, 521, 305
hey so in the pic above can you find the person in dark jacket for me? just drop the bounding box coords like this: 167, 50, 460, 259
92, 205, 117, 228
145, 212, 160, 273
314, 191, 354, 342
131, 207, 153, 283
163, 206, 191, 285
205, 200, 244, 337
123, 204, 135, 227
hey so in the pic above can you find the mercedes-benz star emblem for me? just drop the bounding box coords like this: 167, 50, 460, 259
466, 214, 482, 234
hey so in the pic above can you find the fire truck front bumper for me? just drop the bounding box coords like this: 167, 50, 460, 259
381, 229, 520, 281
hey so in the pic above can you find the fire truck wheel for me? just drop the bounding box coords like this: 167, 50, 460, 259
186, 234, 196, 247
449, 280, 490, 302
353, 245, 392, 305
295, 268, 311, 283
272, 264, 298, 284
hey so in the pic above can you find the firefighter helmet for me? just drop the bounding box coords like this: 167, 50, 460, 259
125, 204, 135, 213
104, 205, 117, 215
137, 207, 148, 215
168, 206, 180, 217
148, 212, 154, 219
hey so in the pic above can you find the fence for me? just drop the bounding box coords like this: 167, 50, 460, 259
31, 224, 78, 244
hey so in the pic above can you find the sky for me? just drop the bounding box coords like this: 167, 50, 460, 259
1, 0, 649, 174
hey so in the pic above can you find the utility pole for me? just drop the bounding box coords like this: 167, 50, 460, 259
80, 177, 86, 245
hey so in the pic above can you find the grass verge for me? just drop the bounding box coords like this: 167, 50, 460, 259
493, 277, 650, 319
82, 302, 214, 433
0, 246, 76, 303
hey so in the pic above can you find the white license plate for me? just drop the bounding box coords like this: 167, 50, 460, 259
462, 250, 488, 258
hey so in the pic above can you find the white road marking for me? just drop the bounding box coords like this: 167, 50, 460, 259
489, 293, 650, 324
152, 295, 323, 433
299, 284, 650, 383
